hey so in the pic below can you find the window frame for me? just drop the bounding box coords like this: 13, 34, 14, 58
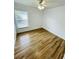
14, 10, 29, 29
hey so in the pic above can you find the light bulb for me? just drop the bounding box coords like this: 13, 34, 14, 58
38, 5, 45, 10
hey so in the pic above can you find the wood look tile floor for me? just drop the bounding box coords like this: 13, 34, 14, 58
15, 28, 65, 59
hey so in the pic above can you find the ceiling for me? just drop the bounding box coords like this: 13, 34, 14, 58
14, 0, 65, 8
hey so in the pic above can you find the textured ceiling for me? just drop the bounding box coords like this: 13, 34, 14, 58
14, 0, 65, 8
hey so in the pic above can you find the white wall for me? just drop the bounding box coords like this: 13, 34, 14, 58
15, 3, 65, 39
14, 2, 42, 33
42, 6, 65, 39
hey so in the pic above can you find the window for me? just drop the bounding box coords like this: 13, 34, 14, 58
15, 10, 28, 28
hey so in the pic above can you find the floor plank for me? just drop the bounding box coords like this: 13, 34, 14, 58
15, 28, 65, 59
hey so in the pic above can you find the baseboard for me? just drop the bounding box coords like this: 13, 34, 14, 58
17, 27, 42, 35
42, 27, 64, 39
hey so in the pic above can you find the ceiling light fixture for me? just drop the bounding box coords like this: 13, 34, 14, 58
37, 0, 47, 10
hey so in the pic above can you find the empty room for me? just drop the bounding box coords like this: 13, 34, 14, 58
14, 0, 65, 59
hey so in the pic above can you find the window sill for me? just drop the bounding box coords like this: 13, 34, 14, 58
17, 26, 29, 29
